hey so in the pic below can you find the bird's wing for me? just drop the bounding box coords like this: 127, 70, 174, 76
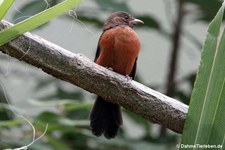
94, 44, 101, 62
94, 33, 104, 62
129, 57, 137, 79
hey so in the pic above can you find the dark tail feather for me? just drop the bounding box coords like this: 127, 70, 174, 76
90, 96, 122, 139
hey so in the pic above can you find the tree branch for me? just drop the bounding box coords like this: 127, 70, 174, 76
0, 20, 188, 134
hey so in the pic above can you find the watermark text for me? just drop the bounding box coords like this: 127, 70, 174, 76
176, 144, 223, 149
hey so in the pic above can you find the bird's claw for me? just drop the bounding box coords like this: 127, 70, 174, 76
125, 75, 132, 81
106, 67, 113, 71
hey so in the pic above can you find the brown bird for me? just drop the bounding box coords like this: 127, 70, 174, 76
90, 11, 143, 139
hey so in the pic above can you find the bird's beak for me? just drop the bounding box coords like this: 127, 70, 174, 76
134, 18, 144, 24
130, 18, 144, 26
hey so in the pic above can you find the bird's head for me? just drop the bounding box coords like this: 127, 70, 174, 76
103, 11, 144, 30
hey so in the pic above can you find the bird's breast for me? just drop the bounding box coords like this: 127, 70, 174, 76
96, 26, 141, 75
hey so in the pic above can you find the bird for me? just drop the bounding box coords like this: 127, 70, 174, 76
90, 11, 143, 139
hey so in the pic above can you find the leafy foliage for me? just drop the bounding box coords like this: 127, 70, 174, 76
0, 0, 83, 46
181, 2, 225, 148
0, 0, 14, 20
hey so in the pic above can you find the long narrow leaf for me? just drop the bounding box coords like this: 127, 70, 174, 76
0, 0, 82, 46
0, 0, 14, 20
181, 1, 225, 149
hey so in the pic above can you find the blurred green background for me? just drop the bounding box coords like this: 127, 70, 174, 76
0, 0, 222, 149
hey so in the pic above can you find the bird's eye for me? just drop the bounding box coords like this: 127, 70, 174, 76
124, 15, 129, 19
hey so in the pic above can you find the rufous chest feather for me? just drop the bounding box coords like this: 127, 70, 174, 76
96, 26, 141, 75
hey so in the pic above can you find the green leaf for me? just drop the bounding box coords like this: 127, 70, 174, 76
0, 0, 82, 46
0, 0, 14, 20
36, 112, 62, 123
0, 119, 21, 127
181, 1, 225, 149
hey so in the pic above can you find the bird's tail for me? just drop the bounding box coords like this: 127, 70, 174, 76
90, 96, 122, 139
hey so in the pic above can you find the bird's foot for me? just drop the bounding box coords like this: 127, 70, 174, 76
125, 75, 132, 81
106, 67, 113, 71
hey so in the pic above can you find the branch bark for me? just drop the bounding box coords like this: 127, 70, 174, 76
0, 20, 188, 134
